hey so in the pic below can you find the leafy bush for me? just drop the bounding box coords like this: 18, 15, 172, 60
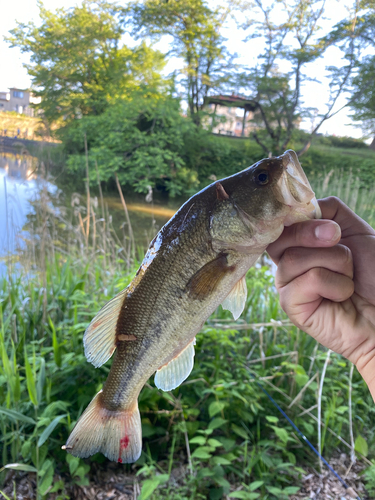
316, 135, 368, 149
60, 92, 267, 198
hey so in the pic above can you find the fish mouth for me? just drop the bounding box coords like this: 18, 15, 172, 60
273, 150, 321, 220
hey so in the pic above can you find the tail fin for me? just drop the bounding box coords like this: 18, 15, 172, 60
63, 391, 142, 463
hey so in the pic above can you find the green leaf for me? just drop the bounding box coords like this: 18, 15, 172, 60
139, 475, 169, 500
231, 423, 248, 440
249, 481, 264, 491
207, 438, 223, 448
190, 436, 206, 445
24, 348, 38, 407
208, 417, 227, 430
336, 406, 349, 415
295, 374, 309, 386
139, 478, 161, 500
191, 447, 212, 459
355, 435, 368, 457
37, 357, 46, 405
0, 463, 38, 473
270, 425, 289, 444
265, 416, 278, 423
38, 414, 66, 447
49, 317, 62, 368
266, 486, 283, 495
0, 490, 12, 500
216, 437, 236, 451
209, 401, 225, 418
39, 460, 54, 495
66, 454, 80, 477
0, 407, 36, 425
282, 486, 300, 494
211, 456, 231, 465
228, 492, 260, 499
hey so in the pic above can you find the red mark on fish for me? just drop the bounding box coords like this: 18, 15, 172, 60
120, 435, 130, 449
118, 435, 130, 462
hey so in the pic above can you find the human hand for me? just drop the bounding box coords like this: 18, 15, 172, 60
267, 197, 375, 400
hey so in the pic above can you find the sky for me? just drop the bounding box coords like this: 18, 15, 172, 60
0, 0, 370, 139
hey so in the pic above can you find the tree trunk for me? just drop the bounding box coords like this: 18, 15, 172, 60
369, 135, 375, 151
241, 109, 247, 137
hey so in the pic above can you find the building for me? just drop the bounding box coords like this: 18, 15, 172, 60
204, 94, 258, 137
0, 88, 41, 116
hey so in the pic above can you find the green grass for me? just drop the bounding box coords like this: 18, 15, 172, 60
1, 170, 375, 499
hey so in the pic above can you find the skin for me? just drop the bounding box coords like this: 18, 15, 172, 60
267, 196, 375, 401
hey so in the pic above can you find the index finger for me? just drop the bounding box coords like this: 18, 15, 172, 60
267, 196, 374, 265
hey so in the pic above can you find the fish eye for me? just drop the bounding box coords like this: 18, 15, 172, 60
255, 171, 269, 185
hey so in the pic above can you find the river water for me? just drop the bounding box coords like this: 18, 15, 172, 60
0, 149, 184, 275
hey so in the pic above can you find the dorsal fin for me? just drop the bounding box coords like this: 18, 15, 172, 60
83, 288, 128, 368
221, 275, 247, 320
154, 338, 196, 391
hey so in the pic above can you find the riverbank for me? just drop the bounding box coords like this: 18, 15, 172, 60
0, 111, 59, 143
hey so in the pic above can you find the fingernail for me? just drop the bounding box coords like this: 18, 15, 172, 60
315, 223, 340, 242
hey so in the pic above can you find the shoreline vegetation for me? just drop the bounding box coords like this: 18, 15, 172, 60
1, 162, 375, 499
1, 0, 375, 497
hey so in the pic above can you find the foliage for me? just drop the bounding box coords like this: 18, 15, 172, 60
350, 54, 375, 140
63, 92, 202, 196
126, 0, 235, 124
6, 0, 165, 126
323, 2, 375, 144
235, 0, 361, 156
1, 174, 375, 497
62, 92, 269, 196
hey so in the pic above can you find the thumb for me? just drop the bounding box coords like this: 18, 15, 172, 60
267, 219, 341, 264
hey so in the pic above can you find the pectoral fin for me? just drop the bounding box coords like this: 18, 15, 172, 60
84, 288, 128, 368
155, 338, 196, 391
188, 253, 235, 300
221, 276, 247, 320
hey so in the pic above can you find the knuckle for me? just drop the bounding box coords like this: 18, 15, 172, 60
282, 247, 301, 267
323, 195, 341, 208
306, 267, 327, 287
338, 244, 353, 268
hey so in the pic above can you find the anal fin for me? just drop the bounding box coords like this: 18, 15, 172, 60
84, 288, 128, 368
154, 338, 196, 391
221, 275, 247, 320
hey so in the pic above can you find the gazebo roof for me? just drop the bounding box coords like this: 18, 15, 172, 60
204, 94, 258, 112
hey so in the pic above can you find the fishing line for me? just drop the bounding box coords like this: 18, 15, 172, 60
246, 369, 362, 500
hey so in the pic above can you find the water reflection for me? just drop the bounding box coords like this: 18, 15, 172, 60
0, 150, 183, 276
0, 153, 41, 256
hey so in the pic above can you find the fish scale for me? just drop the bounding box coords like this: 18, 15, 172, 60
63, 150, 321, 463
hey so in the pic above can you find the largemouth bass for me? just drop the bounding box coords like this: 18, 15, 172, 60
63, 150, 321, 463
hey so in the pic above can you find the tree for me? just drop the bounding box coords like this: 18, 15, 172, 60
235, 0, 360, 156
328, 2, 375, 147
64, 92, 204, 196
350, 56, 375, 148
126, 0, 235, 124
7, 0, 165, 127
